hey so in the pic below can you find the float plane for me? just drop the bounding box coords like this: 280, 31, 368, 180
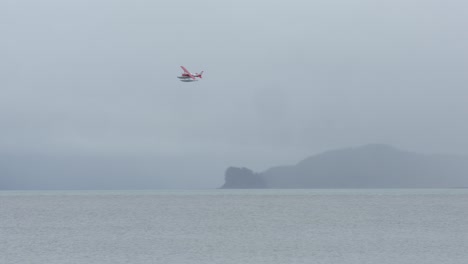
177, 66, 204, 82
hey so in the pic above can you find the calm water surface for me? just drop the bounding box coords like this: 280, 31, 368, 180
1, 189, 467, 264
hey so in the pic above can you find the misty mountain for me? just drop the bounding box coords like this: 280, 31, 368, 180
222, 144, 468, 188
221, 167, 266, 189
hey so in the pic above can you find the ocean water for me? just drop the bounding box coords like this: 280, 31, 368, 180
1, 189, 467, 264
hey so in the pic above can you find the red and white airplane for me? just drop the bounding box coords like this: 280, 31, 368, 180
177, 66, 204, 82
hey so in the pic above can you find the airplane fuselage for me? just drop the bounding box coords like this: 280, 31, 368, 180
178, 73, 202, 78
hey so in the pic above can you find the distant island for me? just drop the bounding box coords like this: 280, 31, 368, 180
221, 144, 468, 188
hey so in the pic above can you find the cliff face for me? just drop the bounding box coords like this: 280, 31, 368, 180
221, 144, 468, 189
221, 167, 266, 189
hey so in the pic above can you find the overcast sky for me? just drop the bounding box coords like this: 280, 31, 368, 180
1, 0, 468, 188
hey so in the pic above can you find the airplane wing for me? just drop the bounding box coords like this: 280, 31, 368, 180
180, 66, 196, 80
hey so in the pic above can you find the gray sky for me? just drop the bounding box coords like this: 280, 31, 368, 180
1, 0, 468, 188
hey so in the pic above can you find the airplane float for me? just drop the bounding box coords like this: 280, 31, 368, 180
177, 66, 204, 82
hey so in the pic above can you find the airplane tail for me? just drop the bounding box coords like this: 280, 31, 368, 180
199, 71, 204, 78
